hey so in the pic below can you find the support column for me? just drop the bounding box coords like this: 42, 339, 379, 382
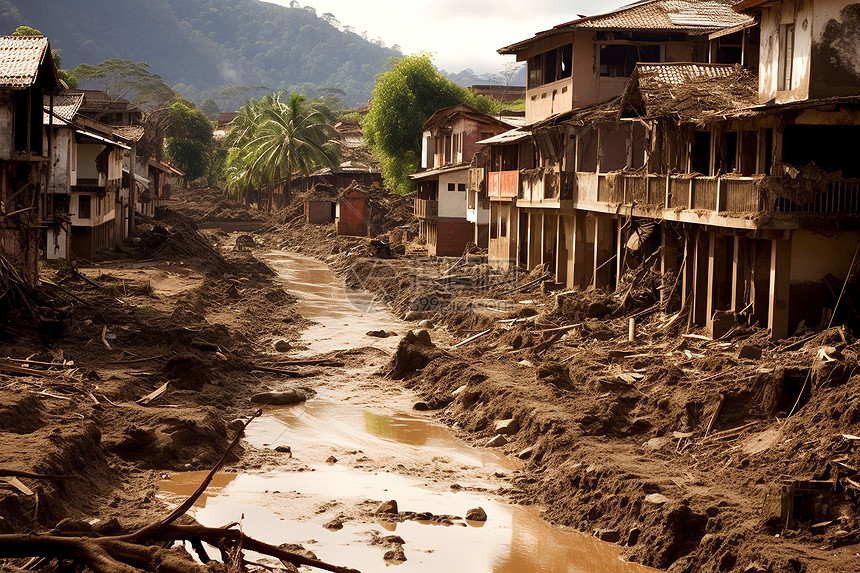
769, 237, 792, 340
730, 234, 746, 312
707, 230, 732, 337
692, 229, 709, 326
570, 211, 588, 288
661, 223, 682, 311
616, 217, 625, 287
594, 214, 614, 291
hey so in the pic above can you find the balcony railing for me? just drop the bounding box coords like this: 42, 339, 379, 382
413, 198, 438, 219
518, 169, 576, 204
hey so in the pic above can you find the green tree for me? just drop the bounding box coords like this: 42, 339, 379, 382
223, 92, 339, 208
71, 59, 174, 109
363, 53, 495, 194
164, 101, 214, 185
200, 98, 220, 120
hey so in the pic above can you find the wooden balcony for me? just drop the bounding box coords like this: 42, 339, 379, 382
571, 171, 860, 229
413, 198, 438, 219
518, 168, 575, 206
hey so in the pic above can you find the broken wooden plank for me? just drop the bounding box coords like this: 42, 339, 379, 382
249, 365, 317, 377
101, 325, 112, 350
137, 382, 169, 405
452, 329, 492, 349
0, 362, 55, 378
107, 354, 172, 365
682, 334, 712, 342
704, 393, 726, 438
2, 477, 33, 496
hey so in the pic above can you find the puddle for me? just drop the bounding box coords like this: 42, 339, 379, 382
159, 251, 657, 573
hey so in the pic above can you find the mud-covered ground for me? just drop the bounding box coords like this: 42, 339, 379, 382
2, 186, 859, 573
228, 187, 860, 573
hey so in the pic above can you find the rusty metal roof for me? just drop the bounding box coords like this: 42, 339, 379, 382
43, 92, 84, 125
0, 35, 51, 88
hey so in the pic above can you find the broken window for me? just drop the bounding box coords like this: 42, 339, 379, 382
599, 44, 661, 77
527, 44, 573, 88
78, 195, 91, 219
528, 54, 543, 88
783, 125, 860, 177
691, 131, 711, 175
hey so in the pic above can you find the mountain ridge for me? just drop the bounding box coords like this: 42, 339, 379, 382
0, 0, 402, 106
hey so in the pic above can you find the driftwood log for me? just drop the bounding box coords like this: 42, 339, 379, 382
0, 409, 361, 573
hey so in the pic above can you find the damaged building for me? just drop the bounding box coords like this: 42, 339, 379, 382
468, 0, 860, 339
0, 35, 62, 284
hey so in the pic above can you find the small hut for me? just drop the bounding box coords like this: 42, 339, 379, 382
304, 184, 336, 224
335, 182, 371, 237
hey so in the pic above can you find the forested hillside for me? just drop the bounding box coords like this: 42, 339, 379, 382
0, 0, 401, 107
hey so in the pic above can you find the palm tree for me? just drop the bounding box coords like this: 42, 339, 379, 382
248, 92, 340, 209
224, 92, 340, 209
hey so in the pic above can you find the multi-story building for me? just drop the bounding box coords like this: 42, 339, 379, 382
411, 104, 519, 256
0, 36, 63, 283
479, 0, 860, 339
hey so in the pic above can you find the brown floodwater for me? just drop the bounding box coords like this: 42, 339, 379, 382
159, 252, 657, 573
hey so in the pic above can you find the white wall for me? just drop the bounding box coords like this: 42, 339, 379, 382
437, 171, 468, 219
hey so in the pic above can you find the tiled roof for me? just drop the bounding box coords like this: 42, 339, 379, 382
621, 62, 759, 123
43, 92, 84, 125
571, 0, 750, 31
0, 35, 50, 88
499, 1, 752, 54
635, 62, 736, 86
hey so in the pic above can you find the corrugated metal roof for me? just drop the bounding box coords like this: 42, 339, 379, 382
43, 92, 84, 125
476, 127, 531, 145
572, 0, 750, 31
0, 35, 50, 88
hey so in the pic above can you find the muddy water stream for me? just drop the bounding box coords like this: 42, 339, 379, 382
160, 252, 656, 573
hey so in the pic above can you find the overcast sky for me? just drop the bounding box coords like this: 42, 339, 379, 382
264, 1, 631, 77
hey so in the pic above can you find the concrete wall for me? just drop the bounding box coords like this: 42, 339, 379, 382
305, 200, 333, 224
758, 0, 814, 103
77, 143, 103, 183
48, 128, 73, 194
810, 1, 860, 98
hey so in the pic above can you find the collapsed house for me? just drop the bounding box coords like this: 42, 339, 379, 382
464, 0, 860, 340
